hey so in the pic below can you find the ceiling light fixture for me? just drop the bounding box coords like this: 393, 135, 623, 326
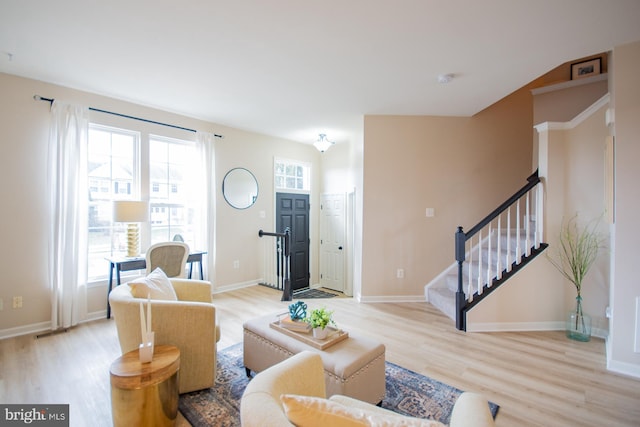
437, 73, 454, 84
313, 134, 335, 152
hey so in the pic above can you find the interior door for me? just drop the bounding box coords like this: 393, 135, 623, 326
276, 193, 310, 292
320, 194, 346, 292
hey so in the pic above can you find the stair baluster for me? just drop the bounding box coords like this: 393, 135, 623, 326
443, 170, 548, 331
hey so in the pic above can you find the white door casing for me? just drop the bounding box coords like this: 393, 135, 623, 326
320, 193, 346, 292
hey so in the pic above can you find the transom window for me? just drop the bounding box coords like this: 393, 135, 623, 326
275, 158, 310, 191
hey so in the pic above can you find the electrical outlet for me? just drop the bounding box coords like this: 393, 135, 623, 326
425, 208, 435, 217
13, 296, 22, 309
233, 260, 240, 269
396, 269, 404, 279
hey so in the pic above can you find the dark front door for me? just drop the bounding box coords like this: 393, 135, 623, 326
276, 193, 310, 292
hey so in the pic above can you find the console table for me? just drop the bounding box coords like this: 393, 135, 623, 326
106, 250, 206, 318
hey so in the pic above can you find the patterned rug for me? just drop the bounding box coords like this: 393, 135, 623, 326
179, 343, 499, 426
293, 287, 338, 299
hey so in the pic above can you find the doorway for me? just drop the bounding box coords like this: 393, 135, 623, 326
276, 193, 310, 292
319, 193, 346, 292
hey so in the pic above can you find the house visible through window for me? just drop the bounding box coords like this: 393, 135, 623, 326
87, 125, 139, 280
87, 126, 202, 282
149, 135, 198, 246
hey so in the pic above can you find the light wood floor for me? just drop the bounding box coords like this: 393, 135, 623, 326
1, 285, 639, 427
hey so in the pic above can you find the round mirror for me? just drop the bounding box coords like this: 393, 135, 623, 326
222, 168, 258, 209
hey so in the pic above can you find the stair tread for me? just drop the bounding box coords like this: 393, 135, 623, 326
426, 240, 548, 323
426, 287, 456, 321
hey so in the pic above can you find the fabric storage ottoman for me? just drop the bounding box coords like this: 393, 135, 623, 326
243, 313, 386, 405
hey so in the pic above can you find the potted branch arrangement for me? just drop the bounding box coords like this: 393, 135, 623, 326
547, 214, 604, 342
306, 307, 336, 340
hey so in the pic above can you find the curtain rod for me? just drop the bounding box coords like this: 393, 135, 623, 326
34, 95, 223, 139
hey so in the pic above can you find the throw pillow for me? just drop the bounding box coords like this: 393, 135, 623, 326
280, 394, 445, 427
129, 268, 178, 301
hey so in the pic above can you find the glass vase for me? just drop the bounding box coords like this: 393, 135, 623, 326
566, 296, 591, 342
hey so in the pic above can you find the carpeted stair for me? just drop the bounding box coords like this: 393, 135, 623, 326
426, 227, 536, 321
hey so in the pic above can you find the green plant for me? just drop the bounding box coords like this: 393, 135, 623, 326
306, 307, 336, 330
547, 214, 604, 297
547, 214, 605, 337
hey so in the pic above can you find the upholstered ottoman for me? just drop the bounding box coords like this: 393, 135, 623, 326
243, 313, 386, 405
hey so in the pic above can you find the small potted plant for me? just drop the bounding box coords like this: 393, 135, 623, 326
547, 214, 604, 342
306, 307, 336, 339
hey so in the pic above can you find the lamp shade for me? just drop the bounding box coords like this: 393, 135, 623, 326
313, 134, 334, 152
112, 201, 149, 223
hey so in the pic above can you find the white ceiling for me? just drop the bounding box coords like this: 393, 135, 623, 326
1, 0, 639, 145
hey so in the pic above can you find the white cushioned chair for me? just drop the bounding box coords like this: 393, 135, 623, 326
109, 276, 220, 393
241, 351, 496, 427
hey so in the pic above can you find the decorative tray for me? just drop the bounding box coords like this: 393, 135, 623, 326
270, 319, 349, 350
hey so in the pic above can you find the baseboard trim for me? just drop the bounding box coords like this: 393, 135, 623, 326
0, 321, 51, 340
359, 295, 426, 303
213, 280, 261, 294
607, 356, 640, 379
605, 335, 640, 379
468, 320, 608, 339
0, 310, 114, 340
468, 321, 563, 333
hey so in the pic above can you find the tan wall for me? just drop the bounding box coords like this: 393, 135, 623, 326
533, 79, 608, 125
0, 74, 51, 331
0, 72, 320, 334
610, 40, 640, 373
469, 101, 611, 331
531, 76, 609, 174
361, 87, 534, 298
563, 105, 610, 329
213, 127, 320, 290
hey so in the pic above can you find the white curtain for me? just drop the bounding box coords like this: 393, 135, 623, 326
48, 101, 89, 330
196, 131, 216, 283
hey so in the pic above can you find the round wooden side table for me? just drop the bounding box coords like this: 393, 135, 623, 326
110, 344, 180, 427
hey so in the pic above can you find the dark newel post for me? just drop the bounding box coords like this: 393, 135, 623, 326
281, 227, 292, 301
455, 226, 467, 331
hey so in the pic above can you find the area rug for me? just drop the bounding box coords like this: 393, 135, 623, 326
293, 287, 338, 299
179, 343, 499, 426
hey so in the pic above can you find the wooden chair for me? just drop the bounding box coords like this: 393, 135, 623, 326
145, 242, 190, 278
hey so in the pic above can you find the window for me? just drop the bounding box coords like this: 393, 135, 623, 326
86, 126, 203, 282
149, 135, 199, 245
87, 125, 139, 280
275, 158, 310, 191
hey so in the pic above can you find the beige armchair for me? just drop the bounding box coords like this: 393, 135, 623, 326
241, 351, 496, 427
109, 278, 220, 393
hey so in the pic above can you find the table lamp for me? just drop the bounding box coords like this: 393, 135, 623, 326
113, 200, 149, 257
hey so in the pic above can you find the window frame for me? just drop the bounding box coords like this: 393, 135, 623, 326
87, 124, 141, 282
86, 123, 202, 285
274, 157, 311, 192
